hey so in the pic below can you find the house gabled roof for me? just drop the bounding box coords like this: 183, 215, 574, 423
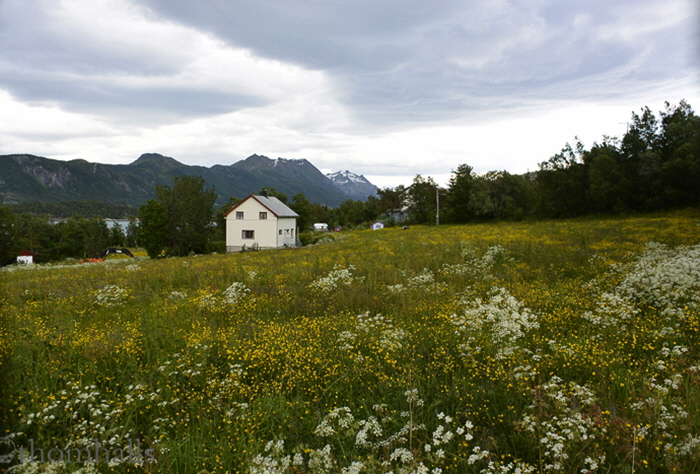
224, 194, 299, 218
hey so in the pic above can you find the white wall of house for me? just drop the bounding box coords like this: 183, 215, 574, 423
226, 198, 297, 252
276, 217, 297, 248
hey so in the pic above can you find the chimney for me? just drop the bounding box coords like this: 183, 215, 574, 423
262, 189, 268, 198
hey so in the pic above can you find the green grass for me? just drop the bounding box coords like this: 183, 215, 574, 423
1, 210, 700, 473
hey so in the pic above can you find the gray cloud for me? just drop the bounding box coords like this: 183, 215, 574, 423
1, 0, 696, 125
0, 1, 184, 76
0, 0, 268, 120
0, 69, 267, 119
140, 0, 698, 123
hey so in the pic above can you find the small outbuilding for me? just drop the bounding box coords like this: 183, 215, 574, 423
371, 222, 385, 231
314, 223, 329, 232
17, 250, 36, 264
224, 193, 299, 252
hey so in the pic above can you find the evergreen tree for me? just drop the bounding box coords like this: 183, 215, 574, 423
657, 100, 700, 207
126, 216, 139, 248
536, 141, 589, 217
406, 175, 439, 224
290, 193, 313, 231
445, 164, 474, 223
377, 186, 406, 218
585, 138, 631, 213
0, 206, 18, 265
138, 200, 169, 259
155, 176, 217, 256
14, 213, 59, 262
467, 171, 533, 220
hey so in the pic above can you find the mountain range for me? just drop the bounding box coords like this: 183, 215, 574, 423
325, 170, 379, 201
0, 153, 378, 208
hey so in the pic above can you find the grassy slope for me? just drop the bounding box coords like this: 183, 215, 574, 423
1, 210, 700, 473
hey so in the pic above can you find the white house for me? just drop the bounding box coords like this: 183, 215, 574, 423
371, 222, 385, 230
224, 193, 299, 252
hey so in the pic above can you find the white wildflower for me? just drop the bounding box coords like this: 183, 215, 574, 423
223, 282, 251, 304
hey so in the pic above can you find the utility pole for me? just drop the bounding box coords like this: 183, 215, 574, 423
436, 187, 440, 226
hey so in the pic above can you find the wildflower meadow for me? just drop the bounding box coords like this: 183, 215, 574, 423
2, 211, 700, 473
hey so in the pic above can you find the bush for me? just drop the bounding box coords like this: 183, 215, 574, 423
206, 240, 226, 254
299, 231, 341, 246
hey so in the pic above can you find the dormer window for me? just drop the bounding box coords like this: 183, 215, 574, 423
259, 212, 267, 220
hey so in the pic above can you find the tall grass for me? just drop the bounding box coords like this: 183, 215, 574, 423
1, 210, 700, 473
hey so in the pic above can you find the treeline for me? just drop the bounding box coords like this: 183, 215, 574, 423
0, 208, 135, 265
1, 200, 138, 264
299, 99, 700, 226
0, 176, 216, 264
535, 100, 699, 216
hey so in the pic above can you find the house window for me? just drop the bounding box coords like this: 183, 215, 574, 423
242, 230, 254, 239
279, 229, 282, 235
259, 212, 267, 220
236, 211, 244, 219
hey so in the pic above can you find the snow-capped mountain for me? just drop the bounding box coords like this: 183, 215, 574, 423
326, 170, 378, 200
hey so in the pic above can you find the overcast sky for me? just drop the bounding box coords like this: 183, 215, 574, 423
1, 0, 698, 187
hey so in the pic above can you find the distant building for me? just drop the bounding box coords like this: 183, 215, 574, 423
17, 250, 36, 264
314, 223, 329, 232
386, 207, 409, 223
224, 193, 298, 252
371, 222, 385, 231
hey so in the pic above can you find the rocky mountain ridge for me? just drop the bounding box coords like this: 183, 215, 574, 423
326, 170, 378, 201
0, 153, 377, 208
